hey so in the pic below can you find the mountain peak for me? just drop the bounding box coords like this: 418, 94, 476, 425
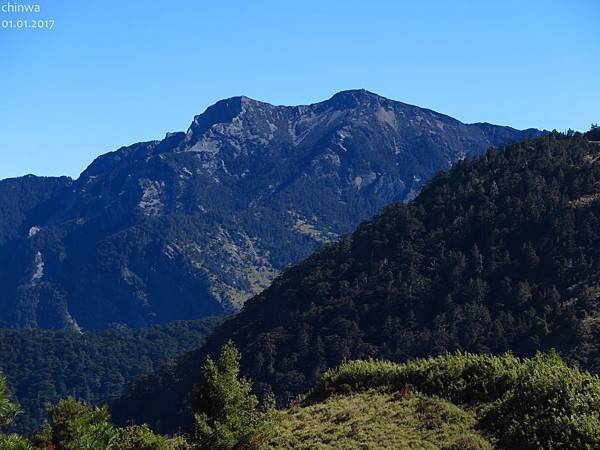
327, 89, 385, 108
187, 97, 244, 137
189, 89, 385, 135
332, 88, 382, 98
185, 90, 399, 141
0, 88, 544, 333
186, 95, 274, 140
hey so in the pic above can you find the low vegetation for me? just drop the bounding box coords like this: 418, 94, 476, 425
304, 352, 600, 449
3, 344, 600, 449
271, 391, 491, 450
1, 382, 189, 450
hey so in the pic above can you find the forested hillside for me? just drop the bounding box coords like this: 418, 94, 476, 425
112, 132, 600, 432
0, 90, 542, 330
0, 317, 220, 432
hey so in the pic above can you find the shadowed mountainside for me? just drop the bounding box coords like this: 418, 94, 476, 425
0, 90, 543, 330
112, 133, 600, 433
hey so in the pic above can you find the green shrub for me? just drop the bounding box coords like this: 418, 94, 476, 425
310, 352, 600, 450
481, 352, 600, 450
0, 434, 34, 450
310, 352, 520, 405
44, 397, 116, 450
109, 424, 191, 450
0, 374, 33, 449
442, 434, 491, 450
0, 377, 18, 429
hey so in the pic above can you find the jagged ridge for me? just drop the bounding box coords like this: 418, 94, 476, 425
0, 90, 543, 330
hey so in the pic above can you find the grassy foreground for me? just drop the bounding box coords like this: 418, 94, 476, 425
3, 350, 600, 449
270, 352, 600, 450
271, 391, 490, 449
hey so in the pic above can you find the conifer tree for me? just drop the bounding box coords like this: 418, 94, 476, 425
0, 374, 33, 449
191, 341, 274, 450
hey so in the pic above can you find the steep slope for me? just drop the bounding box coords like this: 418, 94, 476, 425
111, 133, 600, 432
0, 90, 543, 330
0, 175, 71, 246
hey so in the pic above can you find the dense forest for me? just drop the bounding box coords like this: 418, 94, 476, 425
112, 132, 600, 432
0, 317, 220, 433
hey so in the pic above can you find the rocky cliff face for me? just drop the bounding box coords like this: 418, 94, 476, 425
0, 90, 544, 330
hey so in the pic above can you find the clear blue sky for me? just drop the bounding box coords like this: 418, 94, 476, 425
1, 0, 598, 180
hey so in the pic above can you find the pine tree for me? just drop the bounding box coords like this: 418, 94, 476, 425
0, 376, 18, 428
191, 341, 274, 450
45, 398, 116, 450
0, 374, 34, 449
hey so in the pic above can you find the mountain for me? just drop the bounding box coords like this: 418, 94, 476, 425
0, 90, 543, 330
1, 317, 220, 433
111, 132, 600, 432
0, 175, 71, 246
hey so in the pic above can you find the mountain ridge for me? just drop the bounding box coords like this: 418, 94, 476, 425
0, 90, 545, 330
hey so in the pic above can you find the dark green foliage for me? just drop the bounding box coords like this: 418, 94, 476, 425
310, 353, 600, 450
43, 397, 115, 450
0, 92, 542, 331
480, 352, 600, 450
0, 374, 34, 450
0, 318, 219, 433
0, 176, 71, 247
32, 398, 188, 450
109, 425, 189, 450
308, 353, 521, 405
113, 133, 600, 433
0, 377, 19, 429
190, 342, 273, 450
585, 123, 600, 141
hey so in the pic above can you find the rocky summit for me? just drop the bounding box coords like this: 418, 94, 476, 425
0, 90, 543, 330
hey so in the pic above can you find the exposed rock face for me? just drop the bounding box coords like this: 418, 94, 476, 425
0, 90, 544, 330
